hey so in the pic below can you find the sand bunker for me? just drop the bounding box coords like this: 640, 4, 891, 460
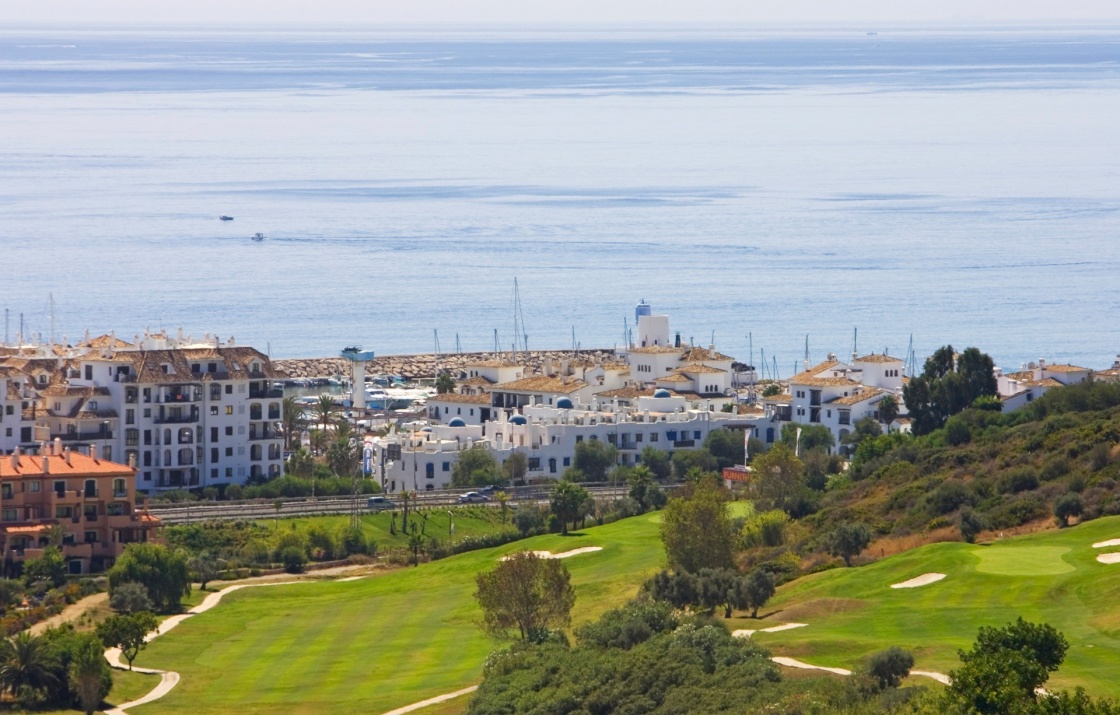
890, 573, 946, 589
1092, 538, 1120, 549
1096, 553, 1120, 565
501, 547, 603, 561
732, 623, 806, 638
772, 656, 851, 676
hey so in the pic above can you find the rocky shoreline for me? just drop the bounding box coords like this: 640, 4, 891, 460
274, 349, 617, 381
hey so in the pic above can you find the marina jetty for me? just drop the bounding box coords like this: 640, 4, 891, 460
274, 349, 617, 381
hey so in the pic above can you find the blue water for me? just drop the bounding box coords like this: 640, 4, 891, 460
1, 25, 1119, 371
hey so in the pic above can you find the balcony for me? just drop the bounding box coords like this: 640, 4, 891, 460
155, 407, 199, 424
673, 439, 696, 448
249, 386, 283, 399
249, 428, 278, 441
51, 430, 114, 442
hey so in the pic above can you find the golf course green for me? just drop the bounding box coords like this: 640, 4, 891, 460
133, 513, 667, 714
129, 510, 1120, 713
746, 515, 1120, 696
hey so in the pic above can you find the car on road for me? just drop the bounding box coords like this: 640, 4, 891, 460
458, 492, 490, 504
366, 496, 398, 511
478, 485, 498, 494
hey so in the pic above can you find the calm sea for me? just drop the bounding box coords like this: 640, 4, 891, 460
1, 25, 1118, 372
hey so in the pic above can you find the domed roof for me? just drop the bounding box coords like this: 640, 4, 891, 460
447, 417, 466, 427
555, 397, 574, 409
421, 426, 433, 432
509, 415, 528, 425
653, 388, 671, 398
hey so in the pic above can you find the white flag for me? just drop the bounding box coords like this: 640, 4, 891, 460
743, 428, 750, 462
795, 426, 803, 457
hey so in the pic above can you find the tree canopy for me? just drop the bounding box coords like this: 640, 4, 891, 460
550, 480, 590, 535
573, 439, 618, 482
451, 445, 502, 487
659, 480, 735, 573
474, 552, 575, 641
903, 345, 998, 435
107, 543, 191, 613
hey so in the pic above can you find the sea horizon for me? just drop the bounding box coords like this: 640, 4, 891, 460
2, 23, 1118, 368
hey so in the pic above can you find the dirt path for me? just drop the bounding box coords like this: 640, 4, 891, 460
29, 592, 108, 636
379, 686, 479, 715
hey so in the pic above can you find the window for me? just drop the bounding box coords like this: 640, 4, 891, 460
563, 457, 571, 467
85, 531, 97, 544
143, 451, 152, 467
442, 462, 450, 472
211, 448, 219, 462
211, 469, 218, 479
650, 432, 659, 442
211, 427, 219, 441
113, 478, 126, 497
126, 409, 135, 425
225, 447, 233, 457
226, 406, 233, 415
2, 509, 17, 521
225, 384, 233, 394
29, 481, 39, 493
225, 467, 233, 478
143, 471, 151, 481
636, 433, 644, 443
54, 480, 66, 497
575, 435, 583, 443
694, 431, 701, 440
125, 429, 139, 446
238, 404, 245, 414
211, 406, 219, 416
225, 426, 233, 436
528, 457, 541, 470
0, 483, 10, 499
88, 400, 98, 411
56, 505, 73, 518
425, 463, 434, 479
143, 429, 152, 445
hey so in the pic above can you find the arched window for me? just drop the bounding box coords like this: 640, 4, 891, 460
548, 458, 557, 473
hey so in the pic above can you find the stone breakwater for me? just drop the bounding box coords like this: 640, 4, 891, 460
274, 349, 617, 381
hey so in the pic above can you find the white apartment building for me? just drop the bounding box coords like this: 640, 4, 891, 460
1, 331, 285, 493
996, 359, 1092, 411
380, 393, 757, 492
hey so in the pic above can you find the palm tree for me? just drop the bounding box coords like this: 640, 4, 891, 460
878, 395, 899, 429
0, 631, 60, 697
495, 491, 511, 523
313, 395, 337, 432
280, 396, 306, 450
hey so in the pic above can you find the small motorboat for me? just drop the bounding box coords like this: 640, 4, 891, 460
219, 215, 234, 221
251, 233, 265, 241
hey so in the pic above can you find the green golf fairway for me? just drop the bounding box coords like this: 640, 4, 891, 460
746, 516, 1120, 697
133, 513, 666, 714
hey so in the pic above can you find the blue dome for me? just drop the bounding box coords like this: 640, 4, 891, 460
509, 415, 528, 425
556, 398, 574, 409
447, 417, 466, 427
421, 426, 433, 432
653, 389, 671, 398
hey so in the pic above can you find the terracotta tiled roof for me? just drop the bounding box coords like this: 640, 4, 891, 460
828, 388, 885, 406
0, 451, 133, 478
80, 334, 135, 349
788, 360, 842, 384
791, 375, 861, 388
493, 376, 588, 394
428, 393, 492, 405
1025, 378, 1064, 388
656, 374, 692, 384
679, 346, 734, 362
628, 345, 683, 355
1005, 370, 1035, 381
1045, 364, 1089, 373
459, 376, 494, 387
855, 353, 903, 364
594, 386, 677, 399
763, 393, 792, 403
676, 365, 726, 375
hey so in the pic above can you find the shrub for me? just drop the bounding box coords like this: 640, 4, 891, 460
225, 483, 244, 501
999, 466, 1040, 494
1054, 492, 1085, 527
575, 600, 678, 650
867, 646, 914, 689
281, 546, 307, 574
109, 581, 153, 614
928, 480, 971, 515
958, 507, 985, 544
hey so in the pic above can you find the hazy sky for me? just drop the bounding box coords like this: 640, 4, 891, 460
9, 0, 1120, 25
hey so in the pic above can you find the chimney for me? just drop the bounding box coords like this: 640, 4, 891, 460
53, 437, 62, 456
63, 446, 71, 466
128, 452, 137, 469
9, 449, 17, 471
90, 444, 99, 461
42, 455, 49, 474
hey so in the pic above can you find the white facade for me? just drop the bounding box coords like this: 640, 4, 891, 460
0, 332, 284, 492
427, 393, 493, 426
379, 397, 752, 492
996, 359, 1092, 410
